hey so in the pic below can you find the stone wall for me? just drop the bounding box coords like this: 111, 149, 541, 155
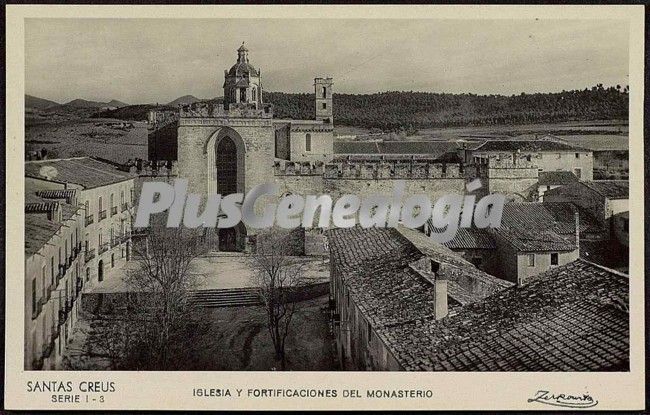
176, 120, 275, 196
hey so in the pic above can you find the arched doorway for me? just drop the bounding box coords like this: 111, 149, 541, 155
218, 228, 237, 252
216, 136, 238, 195
218, 223, 247, 252
97, 260, 104, 282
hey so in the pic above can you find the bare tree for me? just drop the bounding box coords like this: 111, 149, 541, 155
250, 229, 307, 370
80, 216, 210, 370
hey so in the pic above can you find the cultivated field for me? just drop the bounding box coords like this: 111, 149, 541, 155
25, 114, 628, 165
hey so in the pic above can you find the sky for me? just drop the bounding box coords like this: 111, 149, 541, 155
25, 18, 629, 105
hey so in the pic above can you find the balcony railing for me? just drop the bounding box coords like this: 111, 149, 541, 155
85, 214, 94, 227
121, 203, 129, 212
98, 210, 107, 221
111, 206, 118, 216
99, 242, 109, 254
84, 248, 96, 263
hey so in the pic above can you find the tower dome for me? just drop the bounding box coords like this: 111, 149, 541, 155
223, 42, 262, 108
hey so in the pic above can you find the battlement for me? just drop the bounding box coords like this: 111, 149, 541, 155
274, 160, 325, 176
179, 101, 273, 119
325, 161, 463, 180
274, 159, 464, 179
127, 159, 177, 178
474, 154, 539, 170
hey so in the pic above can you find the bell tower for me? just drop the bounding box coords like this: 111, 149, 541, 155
314, 77, 333, 124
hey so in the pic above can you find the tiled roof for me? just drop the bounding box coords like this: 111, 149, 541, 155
492, 227, 576, 252
25, 157, 135, 189
36, 189, 77, 201
25, 192, 81, 256
383, 259, 629, 371
581, 180, 629, 199
25, 214, 61, 257
439, 227, 496, 250
502, 202, 601, 236
328, 227, 512, 327
538, 171, 579, 186
473, 139, 589, 153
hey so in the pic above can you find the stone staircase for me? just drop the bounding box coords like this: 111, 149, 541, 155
189, 287, 262, 308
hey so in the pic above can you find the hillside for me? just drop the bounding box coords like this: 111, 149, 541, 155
25, 95, 59, 109
34, 85, 628, 129
167, 95, 202, 106
63, 98, 129, 108
265, 84, 629, 130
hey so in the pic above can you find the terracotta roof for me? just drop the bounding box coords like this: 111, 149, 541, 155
328, 227, 512, 327
492, 227, 576, 252
25, 157, 135, 189
538, 171, 579, 186
502, 202, 601, 236
36, 189, 77, 201
581, 180, 629, 199
473, 139, 589, 153
25, 214, 62, 257
440, 227, 496, 250
24, 192, 81, 256
383, 259, 629, 371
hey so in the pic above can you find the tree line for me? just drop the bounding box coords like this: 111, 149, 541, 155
264, 84, 628, 130
97, 84, 628, 131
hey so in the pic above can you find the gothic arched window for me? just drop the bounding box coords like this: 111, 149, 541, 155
216, 137, 238, 195
251, 87, 257, 102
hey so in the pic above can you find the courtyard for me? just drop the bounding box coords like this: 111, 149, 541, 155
63, 296, 338, 371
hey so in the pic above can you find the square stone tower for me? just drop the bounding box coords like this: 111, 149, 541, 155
314, 77, 333, 124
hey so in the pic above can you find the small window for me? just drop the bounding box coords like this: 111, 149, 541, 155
322, 86, 327, 99
526, 155, 531, 162
305, 133, 312, 152
575, 153, 580, 159
111, 253, 115, 268
550, 252, 559, 266
546, 185, 551, 191
322, 102, 327, 110
527, 254, 535, 267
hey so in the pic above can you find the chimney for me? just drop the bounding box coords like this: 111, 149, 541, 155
434, 279, 448, 320
574, 210, 580, 255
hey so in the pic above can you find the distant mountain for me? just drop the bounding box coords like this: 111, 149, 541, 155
25, 95, 59, 109
167, 95, 202, 106
95, 104, 175, 121
106, 99, 129, 108
63, 98, 128, 108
